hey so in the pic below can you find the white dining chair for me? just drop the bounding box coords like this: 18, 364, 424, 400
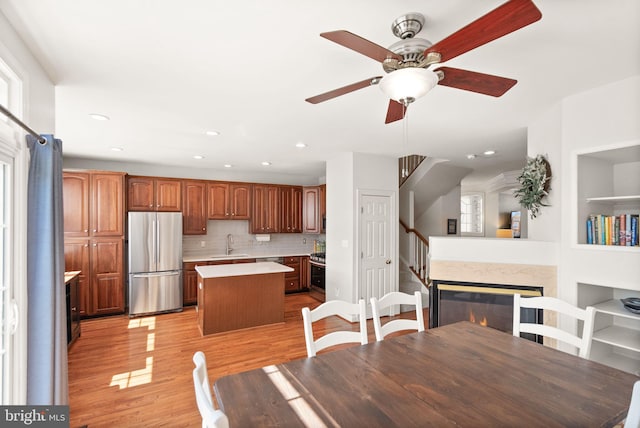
192, 351, 230, 428
370, 291, 425, 341
625, 381, 640, 428
512, 294, 596, 359
302, 299, 367, 357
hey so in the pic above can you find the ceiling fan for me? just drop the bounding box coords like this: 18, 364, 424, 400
305, 0, 542, 124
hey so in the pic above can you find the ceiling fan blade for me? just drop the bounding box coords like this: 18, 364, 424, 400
321, 30, 402, 63
385, 100, 406, 124
305, 76, 382, 104
425, 0, 542, 63
435, 67, 517, 97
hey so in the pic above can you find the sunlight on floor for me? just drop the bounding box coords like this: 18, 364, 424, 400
262, 365, 327, 428
110, 357, 154, 389
109, 316, 157, 389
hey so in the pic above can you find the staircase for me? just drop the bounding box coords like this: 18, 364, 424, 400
399, 155, 426, 186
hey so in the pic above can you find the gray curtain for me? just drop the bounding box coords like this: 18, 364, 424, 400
26, 134, 68, 405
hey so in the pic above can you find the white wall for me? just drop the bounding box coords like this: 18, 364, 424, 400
527, 102, 563, 242
415, 185, 460, 238
326, 152, 398, 304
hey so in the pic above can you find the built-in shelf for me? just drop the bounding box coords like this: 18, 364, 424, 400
579, 285, 640, 375
592, 299, 640, 319
592, 325, 640, 352
586, 195, 640, 203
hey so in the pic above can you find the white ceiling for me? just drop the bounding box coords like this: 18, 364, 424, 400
1, 0, 638, 181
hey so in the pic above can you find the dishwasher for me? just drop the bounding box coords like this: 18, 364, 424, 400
255, 256, 284, 264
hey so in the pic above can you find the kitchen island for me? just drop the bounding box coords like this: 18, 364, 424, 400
195, 261, 293, 335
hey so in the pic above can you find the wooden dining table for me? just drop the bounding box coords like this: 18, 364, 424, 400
214, 321, 639, 427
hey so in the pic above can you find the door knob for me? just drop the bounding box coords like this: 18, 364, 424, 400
385, 259, 392, 264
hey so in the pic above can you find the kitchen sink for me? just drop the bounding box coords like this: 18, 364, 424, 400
208, 253, 250, 259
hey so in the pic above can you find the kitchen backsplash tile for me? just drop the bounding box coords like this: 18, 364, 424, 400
182, 220, 323, 257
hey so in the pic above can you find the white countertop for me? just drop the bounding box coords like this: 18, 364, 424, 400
195, 261, 294, 279
184, 252, 310, 263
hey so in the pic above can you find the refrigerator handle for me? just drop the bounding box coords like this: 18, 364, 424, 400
152, 219, 157, 265
132, 271, 181, 278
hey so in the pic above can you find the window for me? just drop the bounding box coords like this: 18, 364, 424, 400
0, 55, 26, 405
461, 193, 484, 236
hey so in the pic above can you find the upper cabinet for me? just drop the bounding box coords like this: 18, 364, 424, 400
127, 176, 182, 212
63, 171, 125, 238
303, 185, 326, 234
207, 182, 251, 220
183, 180, 208, 235
251, 184, 279, 233
280, 186, 302, 233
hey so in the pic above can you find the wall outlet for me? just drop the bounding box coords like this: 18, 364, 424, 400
302, 238, 306, 244
200, 241, 205, 248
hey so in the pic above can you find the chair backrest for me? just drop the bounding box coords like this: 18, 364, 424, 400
512, 294, 596, 359
370, 291, 425, 341
192, 351, 230, 428
302, 299, 367, 357
626, 380, 640, 428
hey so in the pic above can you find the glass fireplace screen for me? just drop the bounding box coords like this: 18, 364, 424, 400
430, 280, 544, 343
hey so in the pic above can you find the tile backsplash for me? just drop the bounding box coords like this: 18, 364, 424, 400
182, 220, 323, 257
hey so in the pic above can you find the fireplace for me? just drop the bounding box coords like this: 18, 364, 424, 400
429, 280, 544, 343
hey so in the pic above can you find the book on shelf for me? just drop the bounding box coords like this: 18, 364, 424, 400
586, 213, 639, 246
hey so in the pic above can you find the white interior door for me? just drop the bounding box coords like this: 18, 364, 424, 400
359, 192, 395, 316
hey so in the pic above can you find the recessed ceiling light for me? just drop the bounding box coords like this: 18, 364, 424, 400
261, 161, 271, 166
466, 154, 477, 159
110, 147, 124, 152
89, 113, 110, 121
205, 130, 220, 136
193, 155, 204, 160
295, 142, 307, 148
224, 164, 232, 168
483, 150, 496, 156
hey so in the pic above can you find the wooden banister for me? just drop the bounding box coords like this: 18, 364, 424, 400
399, 219, 429, 286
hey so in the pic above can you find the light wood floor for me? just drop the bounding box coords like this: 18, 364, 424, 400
68, 292, 428, 427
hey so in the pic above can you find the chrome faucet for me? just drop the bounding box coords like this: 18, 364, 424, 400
226, 234, 234, 255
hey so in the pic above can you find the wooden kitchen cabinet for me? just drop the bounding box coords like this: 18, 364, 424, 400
251, 184, 280, 233
64, 237, 125, 316
63, 172, 90, 237
280, 186, 302, 233
283, 256, 306, 293
303, 186, 321, 234
63, 170, 126, 317
64, 240, 90, 317
207, 181, 251, 220
300, 255, 310, 289
63, 171, 124, 237
90, 238, 124, 315
127, 176, 182, 211
182, 180, 208, 235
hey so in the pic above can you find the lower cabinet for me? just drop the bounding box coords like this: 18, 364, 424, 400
64, 237, 125, 317
183, 258, 256, 305
284, 256, 309, 293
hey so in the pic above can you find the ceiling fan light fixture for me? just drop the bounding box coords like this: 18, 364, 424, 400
379, 68, 438, 104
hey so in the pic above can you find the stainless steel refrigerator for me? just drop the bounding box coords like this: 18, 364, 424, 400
128, 211, 183, 316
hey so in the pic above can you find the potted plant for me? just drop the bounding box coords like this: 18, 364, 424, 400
514, 154, 551, 219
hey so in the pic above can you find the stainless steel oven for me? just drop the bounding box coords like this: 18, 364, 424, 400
309, 252, 325, 302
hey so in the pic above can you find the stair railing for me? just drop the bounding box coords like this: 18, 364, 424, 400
399, 155, 427, 186
399, 219, 429, 285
